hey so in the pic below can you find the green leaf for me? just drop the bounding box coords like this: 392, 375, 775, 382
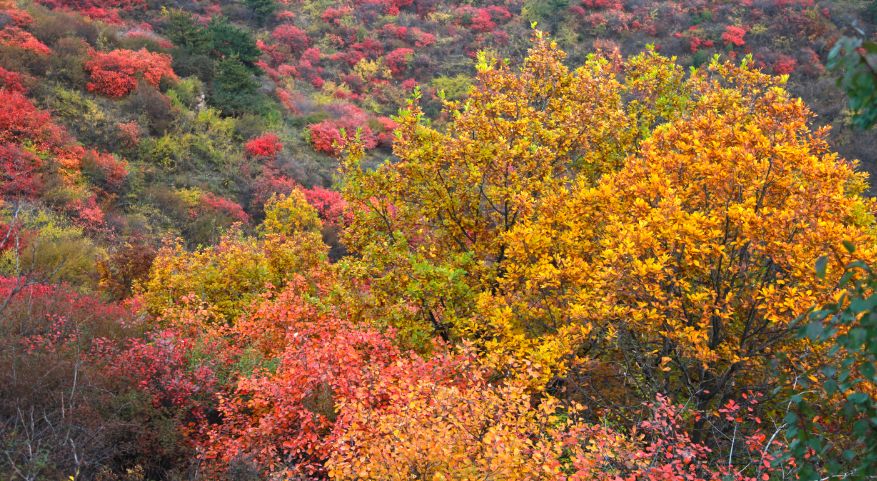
843, 240, 857, 253
824, 379, 839, 395
805, 320, 825, 339
815, 255, 829, 279
848, 392, 871, 404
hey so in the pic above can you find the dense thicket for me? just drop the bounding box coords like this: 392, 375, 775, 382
1, 0, 877, 479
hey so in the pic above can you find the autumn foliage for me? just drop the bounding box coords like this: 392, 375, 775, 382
85, 48, 177, 98
722, 25, 747, 47
0, 0, 875, 475
201, 287, 407, 479
244, 132, 283, 158
0, 87, 122, 223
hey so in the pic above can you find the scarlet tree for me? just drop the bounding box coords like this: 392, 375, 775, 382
85, 48, 177, 98
245, 133, 283, 158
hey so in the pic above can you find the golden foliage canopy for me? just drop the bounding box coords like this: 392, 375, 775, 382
340, 37, 877, 405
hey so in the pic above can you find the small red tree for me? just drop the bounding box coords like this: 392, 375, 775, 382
309, 120, 377, 154
70, 194, 105, 225
0, 89, 68, 151
0, 67, 26, 93
468, 8, 496, 32
245, 133, 283, 158
250, 168, 297, 210
0, 143, 43, 198
321, 5, 353, 24
410, 28, 435, 47
376, 116, 397, 147
0, 27, 51, 55
199, 192, 250, 224
201, 279, 475, 479
85, 48, 177, 98
111, 328, 220, 424
774, 54, 797, 74
81, 149, 128, 190
384, 47, 414, 76
117, 120, 140, 146
200, 285, 397, 478
271, 24, 309, 53
301, 186, 348, 227
722, 25, 747, 47
308, 120, 345, 154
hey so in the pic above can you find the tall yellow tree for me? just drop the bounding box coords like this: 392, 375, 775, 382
340, 35, 876, 423
340, 34, 688, 348
485, 56, 877, 413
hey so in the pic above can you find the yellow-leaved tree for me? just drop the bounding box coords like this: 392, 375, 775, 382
340, 34, 877, 419
340, 34, 689, 349
483, 56, 877, 416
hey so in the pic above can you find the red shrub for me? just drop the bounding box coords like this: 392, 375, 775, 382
376, 116, 397, 146
0, 66, 26, 93
110, 327, 221, 427
774, 0, 814, 6
773, 54, 797, 75
277, 10, 295, 21
558, 393, 785, 481
0, 276, 141, 351
387, 24, 408, 38
0, 143, 43, 198
71, 194, 105, 225
0, 7, 34, 27
245, 133, 283, 158
117, 120, 140, 146
301, 47, 322, 64
487, 5, 512, 20
321, 5, 353, 24
0, 27, 51, 55
200, 283, 468, 479
400, 78, 416, 90
301, 186, 349, 227
582, 0, 623, 8
351, 38, 384, 58
309, 103, 378, 154
81, 149, 128, 189
309, 120, 345, 154
199, 193, 250, 224
411, 28, 436, 47
343, 49, 366, 66
722, 25, 747, 47
271, 24, 309, 53
77, 7, 123, 23
689, 36, 713, 53
457, 5, 511, 33
0, 89, 69, 151
385, 0, 414, 15
37, 0, 147, 10
85, 48, 177, 98
384, 47, 414, 76
275, 87, 299, 113
115, 331, 196, 408
468, 8, 495, 32
250, 169, 297, 209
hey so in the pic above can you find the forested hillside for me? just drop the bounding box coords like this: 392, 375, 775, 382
2, 0, 877, 479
